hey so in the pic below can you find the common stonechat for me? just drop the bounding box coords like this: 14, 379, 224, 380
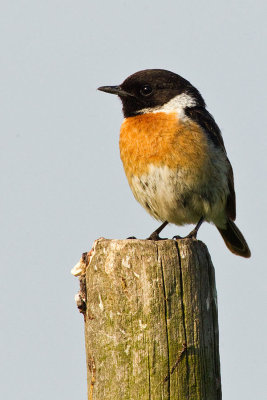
98, 69, 250, 258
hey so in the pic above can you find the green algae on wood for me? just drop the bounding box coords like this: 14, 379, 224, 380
78, 238, 221, 400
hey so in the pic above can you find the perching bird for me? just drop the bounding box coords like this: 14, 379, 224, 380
98, 69, 250, 258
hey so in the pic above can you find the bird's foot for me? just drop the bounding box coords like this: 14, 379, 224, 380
146, 232, 167, 241
172, 235, 183, 240
147, 221, 169, 241
173, 230, 198, 240
173, 228, 199, 241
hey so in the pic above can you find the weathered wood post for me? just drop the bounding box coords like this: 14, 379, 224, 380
72, 238, 221, 400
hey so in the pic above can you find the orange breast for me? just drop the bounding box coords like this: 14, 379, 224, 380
119, 112, 209, 179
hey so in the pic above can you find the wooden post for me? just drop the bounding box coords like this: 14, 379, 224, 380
73, 238, 222, 400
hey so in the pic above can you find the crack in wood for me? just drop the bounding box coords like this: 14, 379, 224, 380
175, 241, 190, 399
147, 346, 151, 400
159, 255, 171, 400
163, 342, 188, 383
88, 358, 96, 400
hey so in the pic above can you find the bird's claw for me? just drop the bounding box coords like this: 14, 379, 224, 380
173, 230, 198, 240
146, 233, 167, 241
172, 235, 183, 240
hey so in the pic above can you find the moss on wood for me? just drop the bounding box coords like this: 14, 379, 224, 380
82, 238, 221, 400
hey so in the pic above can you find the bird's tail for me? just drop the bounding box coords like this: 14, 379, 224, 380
216, 218, 251, 258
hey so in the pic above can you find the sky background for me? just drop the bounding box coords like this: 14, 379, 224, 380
1, 1, 266, 399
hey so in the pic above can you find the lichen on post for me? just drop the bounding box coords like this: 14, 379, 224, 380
73, 238, 222, 400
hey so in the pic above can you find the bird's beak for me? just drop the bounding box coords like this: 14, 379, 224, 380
98, 85, 130, 97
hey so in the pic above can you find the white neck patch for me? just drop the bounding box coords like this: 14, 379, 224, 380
139, 93, 196, 119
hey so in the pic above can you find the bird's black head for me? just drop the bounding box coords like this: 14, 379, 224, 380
98, 69, 205, 118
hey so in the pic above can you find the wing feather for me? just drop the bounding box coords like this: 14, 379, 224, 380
185, 106, 236, 220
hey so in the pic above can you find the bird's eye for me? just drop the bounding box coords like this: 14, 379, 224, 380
140, 84, 153, 96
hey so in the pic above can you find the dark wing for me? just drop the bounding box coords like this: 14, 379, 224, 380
226, 163, 236, 220
185, 106, 236, 220
185, 106, 226, 151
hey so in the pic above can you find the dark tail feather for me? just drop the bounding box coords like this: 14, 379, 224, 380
217, 218, 251, 258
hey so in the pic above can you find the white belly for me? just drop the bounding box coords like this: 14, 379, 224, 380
129, 162, 229, 226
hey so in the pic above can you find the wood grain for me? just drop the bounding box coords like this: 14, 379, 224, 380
80, 238, 221, 400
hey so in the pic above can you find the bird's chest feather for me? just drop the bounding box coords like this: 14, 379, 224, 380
119, 112, 209, 179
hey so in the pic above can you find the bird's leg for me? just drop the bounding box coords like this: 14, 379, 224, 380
147, 221, 169, 241
185, 217, 204, 238
173, 217, 204, 240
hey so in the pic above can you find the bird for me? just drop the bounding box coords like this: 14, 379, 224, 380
98, 69, 251, 258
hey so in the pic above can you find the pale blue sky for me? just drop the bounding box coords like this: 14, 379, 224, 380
1, 1, 266, 399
